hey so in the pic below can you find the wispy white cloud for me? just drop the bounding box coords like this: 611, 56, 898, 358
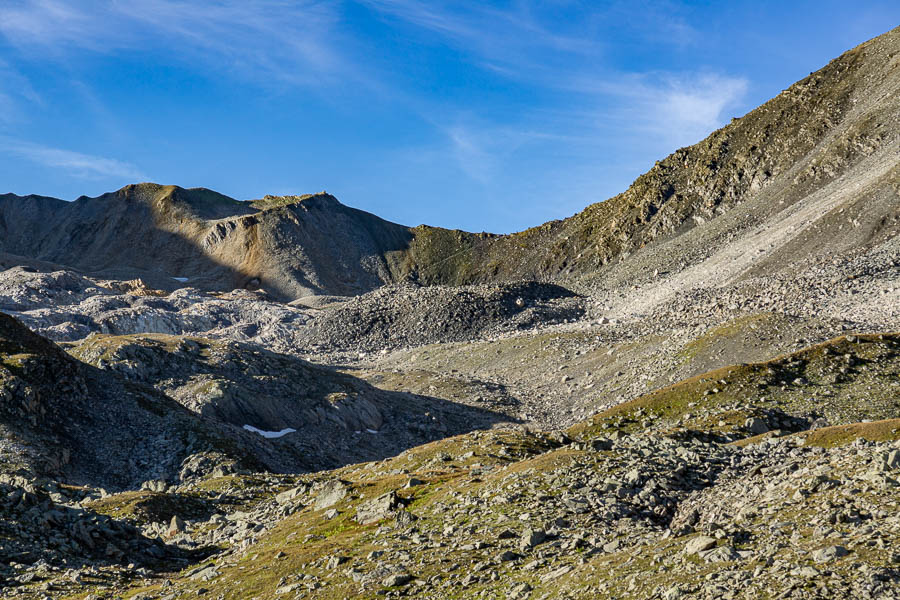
360, 0, 700, 83
362, 0, 478, 40
361, 0, 604, 76
603, 73, 750, 148
0, 0, 92, 48
434, 119, 585, 184
423, 73, 747, 188
114, 0, 343, 85
363, 0, 601, 52
0, 0, 344, 86
362, 1, 742, 156
0, 58, 41, 124
0, 87, 14, 124
655, 75, 749, 142
445, 125, 494, 184
1, 136, 146, 180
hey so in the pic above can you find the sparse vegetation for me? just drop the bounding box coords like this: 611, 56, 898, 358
0, 25, 899, 600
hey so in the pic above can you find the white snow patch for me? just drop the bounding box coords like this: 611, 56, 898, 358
172, 277, 189, 282
243, 425, 296, 439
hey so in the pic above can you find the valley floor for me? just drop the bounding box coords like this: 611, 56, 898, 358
0, 236, 897, 599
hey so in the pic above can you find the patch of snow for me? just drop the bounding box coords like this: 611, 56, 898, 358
243, 424, 297, 439
172, 277, 189, 283
366, 428, 379, 434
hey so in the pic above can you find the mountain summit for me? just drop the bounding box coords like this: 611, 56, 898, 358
0, 25, 899, 600
0, 183, 413, 299
3, 29, 899, 303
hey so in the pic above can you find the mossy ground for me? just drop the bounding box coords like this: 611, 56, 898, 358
59, 341, 900, 599
570, 333, 900, 442
86, 491, 217, 525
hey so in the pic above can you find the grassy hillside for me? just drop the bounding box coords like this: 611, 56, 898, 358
21, 332, 895, 600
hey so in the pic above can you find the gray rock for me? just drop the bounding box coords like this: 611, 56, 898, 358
497, 550, 520, 562
315, 481, 348, 510
519, 528, 546, 549
275, 583, 303, 594
875, 450, 900, 472
589, 438, 613, 451
794, 566, 821, 578
356, 492, 400, 525
663, 586, 684, 600
167, 515, 185, 537
540, 565, 573, 583
700, 545, 740, 562
325, 555, 347, 569
395, 509, 418, 527
602, 540, 620, 553
141, 479, 168, 493
684, 536, 717, 555
623, 468, 642, 486
813, 545, 849, 563
745, 417, 769, 435
382, 573, 411, 587
275, 486, 306, 505
189, 566, 219, 581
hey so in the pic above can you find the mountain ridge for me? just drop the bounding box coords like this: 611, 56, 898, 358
2, 27, 898, 303
0, 25, 898, 600
0, 183, 414, 299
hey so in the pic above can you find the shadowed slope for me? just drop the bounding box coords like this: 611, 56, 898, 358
0, 312, 518, 488
0, 311, 263, 488
0, 185, 413, 300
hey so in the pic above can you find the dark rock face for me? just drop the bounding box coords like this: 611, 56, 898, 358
294, 281, 585, 352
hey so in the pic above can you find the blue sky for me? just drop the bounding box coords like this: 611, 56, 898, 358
0, 1, 896, 233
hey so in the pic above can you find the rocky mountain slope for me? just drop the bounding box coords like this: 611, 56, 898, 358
402, 25, 900, 290
0, 187, 413, 300
2, 333, 897, 598
0, 25, 897, 600
2, 28, 898, 304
